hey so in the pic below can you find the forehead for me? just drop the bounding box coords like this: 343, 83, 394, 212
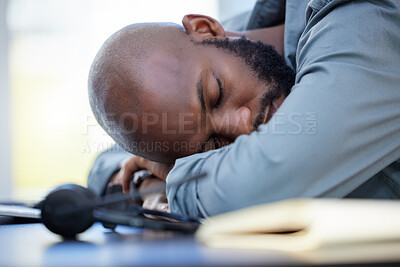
139, 47, 203, 137
142, 49, 188, 95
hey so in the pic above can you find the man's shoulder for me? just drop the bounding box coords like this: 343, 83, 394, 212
296, 0, 400, 74
304, 0, 399, 28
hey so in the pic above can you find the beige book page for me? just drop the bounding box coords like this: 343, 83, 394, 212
196, 199, 400, 252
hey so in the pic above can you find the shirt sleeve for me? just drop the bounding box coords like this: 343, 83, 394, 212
246, 0, 287, 30
166, 0, 400, 217
87, 144, 132, 196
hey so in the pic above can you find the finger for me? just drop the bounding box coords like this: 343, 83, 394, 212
108, 172, 120, 186
119, 156, 141, 193
158, 203, 170, 213
109, 158, 131, 187
120, 167, 134, 193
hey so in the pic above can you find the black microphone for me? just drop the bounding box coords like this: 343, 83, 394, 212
41, 183, 97, 237
40, 173, 205, 237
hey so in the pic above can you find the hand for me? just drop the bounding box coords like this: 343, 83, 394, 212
140, 178, 169, 213
109, 155, 173, 193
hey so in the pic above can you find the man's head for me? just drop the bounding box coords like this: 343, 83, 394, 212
89, 15, 295, 163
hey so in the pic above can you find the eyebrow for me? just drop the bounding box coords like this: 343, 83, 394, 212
197, 74, 206, 115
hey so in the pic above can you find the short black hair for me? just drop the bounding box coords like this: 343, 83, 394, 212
198, 37, 295, 100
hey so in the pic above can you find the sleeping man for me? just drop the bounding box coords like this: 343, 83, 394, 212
88, 0, 400, 217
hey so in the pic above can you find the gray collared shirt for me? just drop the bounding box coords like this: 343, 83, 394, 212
166, 0, 400, 218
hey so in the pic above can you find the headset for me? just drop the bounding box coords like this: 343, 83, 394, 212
40, 173, 204, 238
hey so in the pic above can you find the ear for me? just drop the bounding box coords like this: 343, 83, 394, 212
182, 14, 226, 41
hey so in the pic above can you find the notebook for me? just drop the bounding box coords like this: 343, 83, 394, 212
196, 198, 400, 252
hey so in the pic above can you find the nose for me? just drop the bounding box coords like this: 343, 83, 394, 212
211, 106, 253, 140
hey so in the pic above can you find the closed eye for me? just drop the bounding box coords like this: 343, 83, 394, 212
213, 77, 224, 109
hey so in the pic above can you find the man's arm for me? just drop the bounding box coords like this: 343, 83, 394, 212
87, 144, 132, 195
166, 0, 400, 218
226, 24, 285, 56
88, 143, 173, 212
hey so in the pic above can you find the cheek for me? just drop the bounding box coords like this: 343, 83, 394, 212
167, 116, 210, 155
224, 80, 267, 125
229, 78, 262, 107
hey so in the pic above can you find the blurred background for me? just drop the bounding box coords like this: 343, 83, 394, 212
0, 0, 256, 201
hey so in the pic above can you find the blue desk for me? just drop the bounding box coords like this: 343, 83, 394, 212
0, 222, 298, 266
0, 222, 399, 266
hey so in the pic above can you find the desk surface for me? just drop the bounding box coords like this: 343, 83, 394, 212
1, 221, 399, 267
